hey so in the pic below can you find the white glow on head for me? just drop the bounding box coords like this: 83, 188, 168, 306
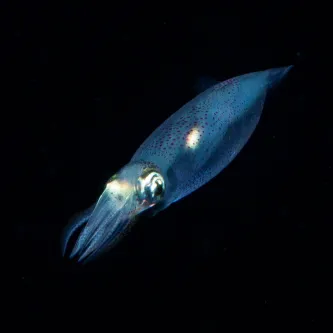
186, 127, 200, 149
106, 180, 133, 199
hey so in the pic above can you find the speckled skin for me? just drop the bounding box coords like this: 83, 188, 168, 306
132, 66, 292, 205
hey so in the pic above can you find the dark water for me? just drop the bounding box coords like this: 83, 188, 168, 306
5, 0, 331, 329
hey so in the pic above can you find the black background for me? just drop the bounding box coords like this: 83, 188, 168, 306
5, 0, 332, 329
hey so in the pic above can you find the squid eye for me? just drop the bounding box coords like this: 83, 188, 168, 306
154, 179, 163, 196
136, 170, 165, 205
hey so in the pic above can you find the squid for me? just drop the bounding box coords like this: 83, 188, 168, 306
61, 65, 293, 263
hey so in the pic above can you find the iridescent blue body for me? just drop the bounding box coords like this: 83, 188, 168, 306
61, 66, 292, 263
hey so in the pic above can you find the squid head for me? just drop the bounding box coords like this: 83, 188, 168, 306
62, 162, 166, 263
